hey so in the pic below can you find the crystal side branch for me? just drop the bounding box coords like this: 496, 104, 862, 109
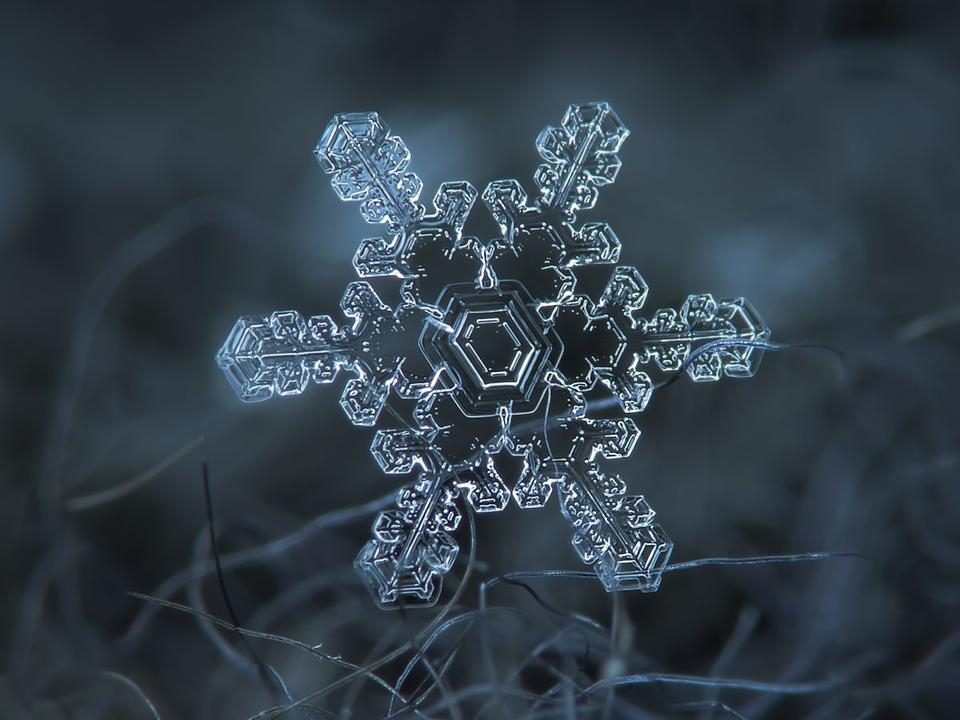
217, 102, 771, 608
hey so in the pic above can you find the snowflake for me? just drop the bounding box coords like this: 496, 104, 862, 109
217, 103, 771, 609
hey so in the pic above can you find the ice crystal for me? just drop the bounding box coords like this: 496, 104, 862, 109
217, 102, 771, 608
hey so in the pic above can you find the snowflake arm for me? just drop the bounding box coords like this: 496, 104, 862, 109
356, 472, 461, 608
637, 294, 771, 381
551, 418, 673, 592
482, 103, 631, 310
315, 111, 424, 234
217, 281, 423, 426
551, 267, 771, 417
216, 310, 347, 402
534, 101, 629, 221
316, 113, 482, 308
559, 468, 671, 592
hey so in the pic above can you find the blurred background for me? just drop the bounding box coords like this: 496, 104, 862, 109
2, 1, 959, 717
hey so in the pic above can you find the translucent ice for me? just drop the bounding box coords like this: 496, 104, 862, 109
217, 102, 771, 608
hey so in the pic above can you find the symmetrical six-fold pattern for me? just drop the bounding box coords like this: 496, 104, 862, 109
217, 103, 771, 609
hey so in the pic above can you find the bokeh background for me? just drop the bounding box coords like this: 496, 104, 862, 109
3, 1, 960, 718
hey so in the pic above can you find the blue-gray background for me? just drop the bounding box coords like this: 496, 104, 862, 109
2, 2, 959, 718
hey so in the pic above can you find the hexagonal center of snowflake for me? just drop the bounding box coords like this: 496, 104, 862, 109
452, 310, 534, 385
421, 281, 564, 418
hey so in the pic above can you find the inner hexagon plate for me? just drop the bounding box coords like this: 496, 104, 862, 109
420, 280, 563, 418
